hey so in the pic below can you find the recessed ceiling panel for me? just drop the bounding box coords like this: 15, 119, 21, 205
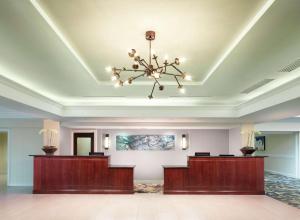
37, 0, 266, 82
2, 0, 299, 106
202, 0, 300, 96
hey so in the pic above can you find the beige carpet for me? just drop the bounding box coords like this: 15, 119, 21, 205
134, 183, 162, 193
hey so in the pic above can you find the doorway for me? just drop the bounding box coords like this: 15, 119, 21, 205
73, 132, 94, 156
0, 132, 8, 189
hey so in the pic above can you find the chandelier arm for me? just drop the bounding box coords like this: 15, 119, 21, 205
174, 76, 182, 87
154, 78, 161, 86
160, 63, 175, 72
149, 81, 157, 98
136, 59, 149, 69
155, 66, 165, 72
119, 69, 145, 73
126, 69, 145, 72
132, 73, 146, 80
154, 58, 160, 69
139, 58, 149, 67
140, 61, 149, 69
171, 64, 184, 74
161, 72, 182, 77
163, 63, 175, 68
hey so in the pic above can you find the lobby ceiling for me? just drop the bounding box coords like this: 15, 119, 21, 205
0, 0, 300, 119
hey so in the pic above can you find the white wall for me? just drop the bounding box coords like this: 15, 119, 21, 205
4, 118, 300, 185
59, 127, 71, 155
60, 128, 229, 181
229, 127, 243, 155
255, 121, 300, 178
9, 128, 43, 186
4, 117, 300, 185
0, 119, 43, 186
256, 133, 297, 177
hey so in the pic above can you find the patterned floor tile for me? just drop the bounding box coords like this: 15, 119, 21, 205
265, 172, 300, 209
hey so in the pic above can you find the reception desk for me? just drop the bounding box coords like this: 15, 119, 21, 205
31, 155, 134, 194
163, 156, 265, 195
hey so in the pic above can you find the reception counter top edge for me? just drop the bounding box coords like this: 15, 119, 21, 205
29, 155, 135, 168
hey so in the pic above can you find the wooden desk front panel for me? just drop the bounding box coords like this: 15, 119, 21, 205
108, 168, 134, 191
33, 156, 134, 194
164, 157, 265, 195
164, 168, 187, 192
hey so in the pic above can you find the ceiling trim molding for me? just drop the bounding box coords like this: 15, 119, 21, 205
0, 75, 62, 116
60, 97, 239, 107
200, 0, 276, 85
60, 120, 240, 129
1, 67, 300, 119
61, 117, 233, 123
61, 124, 238, 130
62, 106, 237, 118
237, 77, 300, 117
62, 126, 236, 129
243, 69, 300, 102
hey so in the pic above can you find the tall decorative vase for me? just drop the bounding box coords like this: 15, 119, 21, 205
42, 146, 57, 155
240, 146, 256, 156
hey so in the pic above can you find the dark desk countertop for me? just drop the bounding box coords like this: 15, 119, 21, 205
188, 156, 267, 158
109, 165, 136, 168
163, 156, 267, 168
30, 155, 135, 168
29, 155, 110, 157
162, 165, 188, 168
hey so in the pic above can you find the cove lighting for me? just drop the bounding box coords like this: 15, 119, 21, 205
200, 0, 275, 85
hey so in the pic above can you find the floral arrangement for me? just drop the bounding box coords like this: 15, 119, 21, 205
241, 130, 262, 148
39, 128, 58, 147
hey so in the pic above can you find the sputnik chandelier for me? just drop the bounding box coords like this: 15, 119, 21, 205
106, 31, 192, 99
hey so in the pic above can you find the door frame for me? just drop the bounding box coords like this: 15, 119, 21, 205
0, 129, 10, 186
71, 130, 97, 155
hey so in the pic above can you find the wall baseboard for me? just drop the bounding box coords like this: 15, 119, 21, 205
258, 154, 295, 159
7, 183, 33, 187
265, 169, 297, 178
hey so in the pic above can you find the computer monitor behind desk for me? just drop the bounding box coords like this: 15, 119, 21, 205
195, 152, 210, 156
89, 152, 105, 156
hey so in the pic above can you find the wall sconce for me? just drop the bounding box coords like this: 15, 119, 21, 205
103, 134, 110, 150
181, 134, 188, 150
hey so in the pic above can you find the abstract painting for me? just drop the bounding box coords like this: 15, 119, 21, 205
116, 135, 175, 151
255, 136, 265, 151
